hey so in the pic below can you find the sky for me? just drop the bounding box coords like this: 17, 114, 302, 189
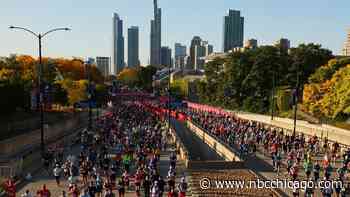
1, 0, 349, 65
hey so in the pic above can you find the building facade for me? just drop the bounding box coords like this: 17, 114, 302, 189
150, 0, 162, 66
189, 36, 202, 68
174, 43, 187, 69
161, 46, 172, 67
112, 13, 125, 75
223, 9, 244, 52
275, 38, 291, 51
128, 26, 140, 67
244, 39, 258, 49
343, 29, 350, 56
194, 41, 214, 70
96, 57, 110, 77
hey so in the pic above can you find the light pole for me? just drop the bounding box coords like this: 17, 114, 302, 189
168, 66, 171, 135
85, 58, 94, 131
292, 63, 300, 139
271, 69, 276, 121
9, 26, 71, 157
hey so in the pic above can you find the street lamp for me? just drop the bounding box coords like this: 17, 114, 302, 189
292, 63, 300, 139
9, 26, 71, 157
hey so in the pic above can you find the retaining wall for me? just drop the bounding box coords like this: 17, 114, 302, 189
186, 121, 243, 162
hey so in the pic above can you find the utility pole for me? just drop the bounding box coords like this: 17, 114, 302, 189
86, 59, 93, 131
9, 26, 70, 157
271, 69, 275, 121
293, 64, 300, 139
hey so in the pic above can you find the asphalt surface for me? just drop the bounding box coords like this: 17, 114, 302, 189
170, 118, 223, 161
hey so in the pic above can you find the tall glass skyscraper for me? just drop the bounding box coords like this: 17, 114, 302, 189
150, 0, 162, 66
223, 10, 244, 52
189, 36, 202, 68
112, 13, 125, 74
128, 26, 140, 67
174, 43, 187, 69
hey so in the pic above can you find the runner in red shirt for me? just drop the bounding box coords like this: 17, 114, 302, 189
36, 184, 51, 197
4, 179, 16, 197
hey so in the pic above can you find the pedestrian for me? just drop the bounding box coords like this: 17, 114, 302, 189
4, 178, 16, 197
36, 184, 51, 197
68, 184, 80, 197
103, 189, 115, 197
117, 178, 125, 197
21, 190, 33, 197
80, 189, 91, 197
143, 176, 151, 197
167, 188, 177, 197
59, 191, 67, 197
53, 163, 62, 186
177, 177, 188, 197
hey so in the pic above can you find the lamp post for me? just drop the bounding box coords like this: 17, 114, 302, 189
168, 66, 171, 135
9, 26, 71, 156
85, 58, 94, 131
271, 69, 276, 121
292, 64, 300, 139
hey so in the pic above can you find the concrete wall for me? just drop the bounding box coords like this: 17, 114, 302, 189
0, 113, 87, 159
168, 126, 190, 168
186, 121, 243, 162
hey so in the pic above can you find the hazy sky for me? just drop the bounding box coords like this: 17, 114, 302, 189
1, 0, 349, 65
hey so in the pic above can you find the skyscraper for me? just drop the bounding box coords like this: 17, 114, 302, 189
223, 10, 244, 52
112, 13, 125, 74
194, 41, 213, 70
150, 0, 162, 66
128, 26, 140, 67
161, 46, 172, 67
343, 29, 350, 56
174, 43, 187, 69
190, 36, 202, 68
96, 57, 110, 77
244, 39, 258, 49
275, 38, 291, 51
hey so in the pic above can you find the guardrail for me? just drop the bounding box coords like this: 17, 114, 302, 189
187, 121, 243, 162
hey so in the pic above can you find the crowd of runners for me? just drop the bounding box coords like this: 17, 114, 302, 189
9, 101, 188, 197
184, 107, 350, 197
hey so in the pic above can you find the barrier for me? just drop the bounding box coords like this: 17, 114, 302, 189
0, 112, 87, 158
167, 125, 190, 168
186, 121, 243, 162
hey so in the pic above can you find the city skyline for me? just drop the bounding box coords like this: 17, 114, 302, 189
2, 0, 350, 65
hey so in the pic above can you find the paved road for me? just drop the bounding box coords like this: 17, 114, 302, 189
171, 119, 223, 161
16, 140, 189, 196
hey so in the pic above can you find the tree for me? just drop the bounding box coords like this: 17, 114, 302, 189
302, 57, 350, 120
117, 68, 139, 87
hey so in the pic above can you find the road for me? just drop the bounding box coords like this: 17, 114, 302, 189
16, 138, 189, 196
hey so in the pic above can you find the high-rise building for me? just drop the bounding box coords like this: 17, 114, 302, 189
244, 39, 258, 49
96, 57, 110, 77
112, 13, 125, 75
174, 43, 187, 69
161, 46, 172, 67
150, 0, 162, 66
343, 29, 350, 56
190, 36, 202, 68
128, 26, 140, 67
223, 10, 244, 52
275, 38, 291, 51
194, 41, 214, 70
